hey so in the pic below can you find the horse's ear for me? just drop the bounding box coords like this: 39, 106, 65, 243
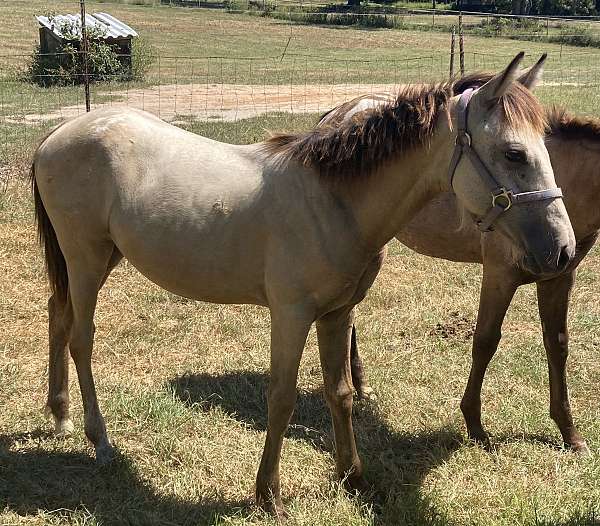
473, 52, 525, 104
517, 53, 547, 90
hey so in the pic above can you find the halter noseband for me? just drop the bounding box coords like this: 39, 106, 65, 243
447, 88, 563, 232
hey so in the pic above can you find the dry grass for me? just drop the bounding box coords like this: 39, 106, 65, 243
1, 113, 600, 525
1, 3, 600, 525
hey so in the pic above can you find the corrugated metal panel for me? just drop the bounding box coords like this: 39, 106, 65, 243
36, 12, 137, 40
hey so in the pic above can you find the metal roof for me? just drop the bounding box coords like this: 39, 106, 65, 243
36, 12, 138, 40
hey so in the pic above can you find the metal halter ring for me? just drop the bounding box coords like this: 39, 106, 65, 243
455, 131, 471, 147
491, 187, 513, 211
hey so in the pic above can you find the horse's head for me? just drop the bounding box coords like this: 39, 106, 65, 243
448, 52, 575, 275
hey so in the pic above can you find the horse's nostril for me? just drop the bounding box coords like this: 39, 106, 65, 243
557, 245, 572, 271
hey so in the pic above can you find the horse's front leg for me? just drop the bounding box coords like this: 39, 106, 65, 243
460, 267, 519, 447
537, 271, 589, 454
255, 304, 313, 518
316, 307, 367, 493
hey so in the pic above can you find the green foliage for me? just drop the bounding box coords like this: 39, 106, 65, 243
452, 0, 596, 15
548, 26, 600, 46
474, 15, 545, 35
130, 37, 157, 81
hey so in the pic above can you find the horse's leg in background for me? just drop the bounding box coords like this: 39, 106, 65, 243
255, 304, 313, 518
46, 247, 123, 437
460, 266, 520, 446
537, 270, 589, 453
317, 307, 367, 493
349, 325, 374, 399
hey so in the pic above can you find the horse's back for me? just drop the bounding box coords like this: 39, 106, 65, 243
34, 108, 270, 304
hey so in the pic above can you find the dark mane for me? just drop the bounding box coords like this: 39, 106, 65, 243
264, 78, 546, 179
546, 107, 600, 141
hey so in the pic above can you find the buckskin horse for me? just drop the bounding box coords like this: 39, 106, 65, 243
33, 53, 573, 516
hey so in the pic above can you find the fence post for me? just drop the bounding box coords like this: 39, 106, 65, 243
458, 11, 464, 75
80, 0, 91, 112
546, 16, 549, 38
450, 26, 455, 79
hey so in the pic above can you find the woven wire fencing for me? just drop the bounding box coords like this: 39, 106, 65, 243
0, 50, 451, 166
2, 45, 600, 167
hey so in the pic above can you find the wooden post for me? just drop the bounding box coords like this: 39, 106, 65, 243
432, 0, 436, 27
450, 26, 455, 78
80, 0, 91, 112
458, 10, 465, 76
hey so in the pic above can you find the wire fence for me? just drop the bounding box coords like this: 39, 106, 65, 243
3, 22, 600, 167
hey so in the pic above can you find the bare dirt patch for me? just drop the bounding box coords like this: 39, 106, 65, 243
10, 83, 400, 124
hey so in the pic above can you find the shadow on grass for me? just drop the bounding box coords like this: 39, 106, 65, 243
0, 434, 248, 525
169, 371, 461, 525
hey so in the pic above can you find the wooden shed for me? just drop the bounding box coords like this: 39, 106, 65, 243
36, 12, 138, 72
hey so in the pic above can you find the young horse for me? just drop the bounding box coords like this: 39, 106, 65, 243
330, 65, 595, 454
33, 54, 573, 516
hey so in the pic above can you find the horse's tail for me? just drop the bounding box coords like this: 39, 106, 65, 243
30, 125, 69, 302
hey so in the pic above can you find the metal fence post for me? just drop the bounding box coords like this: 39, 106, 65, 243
458, 10, 465, 76
80, 0, 91, 112
450, 26, 455, 79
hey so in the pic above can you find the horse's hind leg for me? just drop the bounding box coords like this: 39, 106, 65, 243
349, 325, 374, 400
45, 291, 74, 436
65, 242, 117, 464
537, 271, 589, 454
317, 307, 367, 493
45, 247, 122, 438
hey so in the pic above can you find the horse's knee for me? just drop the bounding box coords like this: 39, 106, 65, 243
324, 381, 353, 412
267, 384, 297, 430
544, 332, 569, 364
473, 329, 501, 355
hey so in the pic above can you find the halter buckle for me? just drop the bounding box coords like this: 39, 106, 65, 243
491, 187, 513, 211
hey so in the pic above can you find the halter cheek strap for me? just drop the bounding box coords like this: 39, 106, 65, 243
447, 88, 563, 232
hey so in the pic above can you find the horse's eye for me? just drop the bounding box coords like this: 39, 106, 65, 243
505, 149, 527, 164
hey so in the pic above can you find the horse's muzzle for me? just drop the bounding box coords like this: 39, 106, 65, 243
524, 243, 574, 276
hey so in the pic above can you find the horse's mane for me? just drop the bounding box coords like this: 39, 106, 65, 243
264, 78, 546, 179
545, 107, 600, 141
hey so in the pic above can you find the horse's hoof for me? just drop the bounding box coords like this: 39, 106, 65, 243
257, 494, 288, 520
95, 444, 115, 466
568, 440, 591, 455
55, 418, 75, 437
357, 386, 377, 402
344, 473, 370, 495
468, 430, 492, 451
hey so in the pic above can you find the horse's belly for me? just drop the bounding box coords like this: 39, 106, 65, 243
110, 216, 267, 305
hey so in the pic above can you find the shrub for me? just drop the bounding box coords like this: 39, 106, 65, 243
26, 14, 153, 86
130, 37, 157, 81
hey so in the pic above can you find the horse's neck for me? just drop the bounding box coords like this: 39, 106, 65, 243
348, 133, 453, 251
548, 137, 600, 237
